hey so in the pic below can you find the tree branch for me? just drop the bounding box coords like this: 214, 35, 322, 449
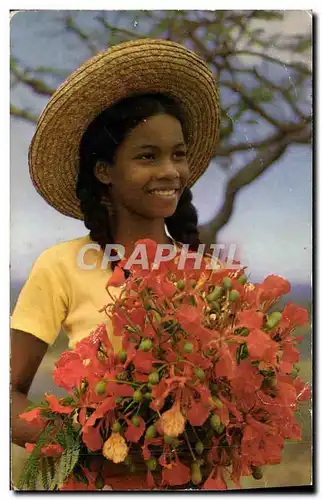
224, 50, 311, 75
253, 68, 311, 123
10, 105, 38, 123
64, 15, 99, 55
95, 16, 143, 40
10, 59, 56, 97
222, 80, 297, 131
203, 138, 290, 241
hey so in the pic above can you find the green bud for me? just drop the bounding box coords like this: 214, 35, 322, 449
139, 339, 153, 351
195, 441, 204, 455
206, 285, 223, 302
238, 274, 247, 285
119, 350, 127, 363
211, 396, 223, 408
95, 473, 104, 490
222, 277, 232, 289
145, 392, 152, 400
177, 280, 185, 290
116, 371, 127, 381
148, 372, 159, 385
266, 311, 282, 329
112, 422, 121, 433
196, 367, 205, 381
145, 425, 157, 439
183, 342, 194, 354
210, 383, 219, 394
229, 289, 240, 302
133, 390, 143, 403
153, 311, 162, 324
210, 301, 221, 313
210, 414, 224, 433
145, 457, 158, 471
94, 381, 107, 395
251, 466, 263, 480
131, 415, 140, 427
191, 462, 202, 485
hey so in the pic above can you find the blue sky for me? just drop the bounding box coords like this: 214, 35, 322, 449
10, 11, 312, 285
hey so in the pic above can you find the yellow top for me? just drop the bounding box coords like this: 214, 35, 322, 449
10, 235, 123, 352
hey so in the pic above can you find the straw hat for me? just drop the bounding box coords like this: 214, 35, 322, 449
29, 38, 221, 220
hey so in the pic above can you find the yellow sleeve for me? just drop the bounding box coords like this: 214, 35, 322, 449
10, 249, 69, 345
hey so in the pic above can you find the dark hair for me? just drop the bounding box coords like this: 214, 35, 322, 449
76, 93, 201, 265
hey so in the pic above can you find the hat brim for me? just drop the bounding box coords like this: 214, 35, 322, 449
29, 38, 221, 220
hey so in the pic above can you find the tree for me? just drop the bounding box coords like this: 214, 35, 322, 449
10, 10, 312, 242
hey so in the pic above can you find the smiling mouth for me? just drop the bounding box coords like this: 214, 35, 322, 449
148, 189, 179, 197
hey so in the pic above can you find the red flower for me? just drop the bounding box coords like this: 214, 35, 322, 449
246, 329, 277, 363
202, 468, 227, 490
25, 443, 36, 453
19, 408, 45, 429
112, 311, 128, 336
106, 264, 126, 287
231, 362, 263, 397
215, 345, 236, 380
41, 444, 64, 457
176, 304, 199, 328
82, 396, 116, 432
186, 401, 210, 426
280, 302, 309, 329
124, 416, 146, 443
293, 377, 311, 401
45, 394, 74, 415
236, 310, 263, 330
82, 422, 104, 452
261, 275, 291, 299
142, 437, 163, 460
280, 341, 300, 373
162, 458, 191, 486
133, 350, 156, 373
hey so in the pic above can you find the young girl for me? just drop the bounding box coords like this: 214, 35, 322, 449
10, 38, 220, 490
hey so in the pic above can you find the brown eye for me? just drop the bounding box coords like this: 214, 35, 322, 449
135, 153, 155, 161
173, 151, 187, 160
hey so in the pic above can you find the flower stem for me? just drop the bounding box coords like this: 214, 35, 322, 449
184, 430, 196, 461
104, 379, 140, 387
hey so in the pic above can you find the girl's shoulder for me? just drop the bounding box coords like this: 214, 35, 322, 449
33, 234, 94, 269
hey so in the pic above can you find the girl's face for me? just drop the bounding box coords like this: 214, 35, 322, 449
97, 114, 190, 220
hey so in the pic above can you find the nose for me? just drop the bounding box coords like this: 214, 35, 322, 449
154, 160, 180, 180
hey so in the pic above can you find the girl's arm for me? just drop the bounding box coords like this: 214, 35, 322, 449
11, 329, 48, 448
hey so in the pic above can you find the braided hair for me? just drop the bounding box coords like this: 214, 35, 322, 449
76, 93, 202, 265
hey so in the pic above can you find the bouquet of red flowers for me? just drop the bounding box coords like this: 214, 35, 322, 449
18, 240, 311, 490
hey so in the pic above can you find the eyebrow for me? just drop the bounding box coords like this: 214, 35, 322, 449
136, 142, 186, 149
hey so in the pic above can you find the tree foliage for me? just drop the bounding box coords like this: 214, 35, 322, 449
10, 10, 312, 240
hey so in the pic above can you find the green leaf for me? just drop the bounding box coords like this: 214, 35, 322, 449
24, 401, 49, 412
40, 457, 53, 490
18, 425, 55, 490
